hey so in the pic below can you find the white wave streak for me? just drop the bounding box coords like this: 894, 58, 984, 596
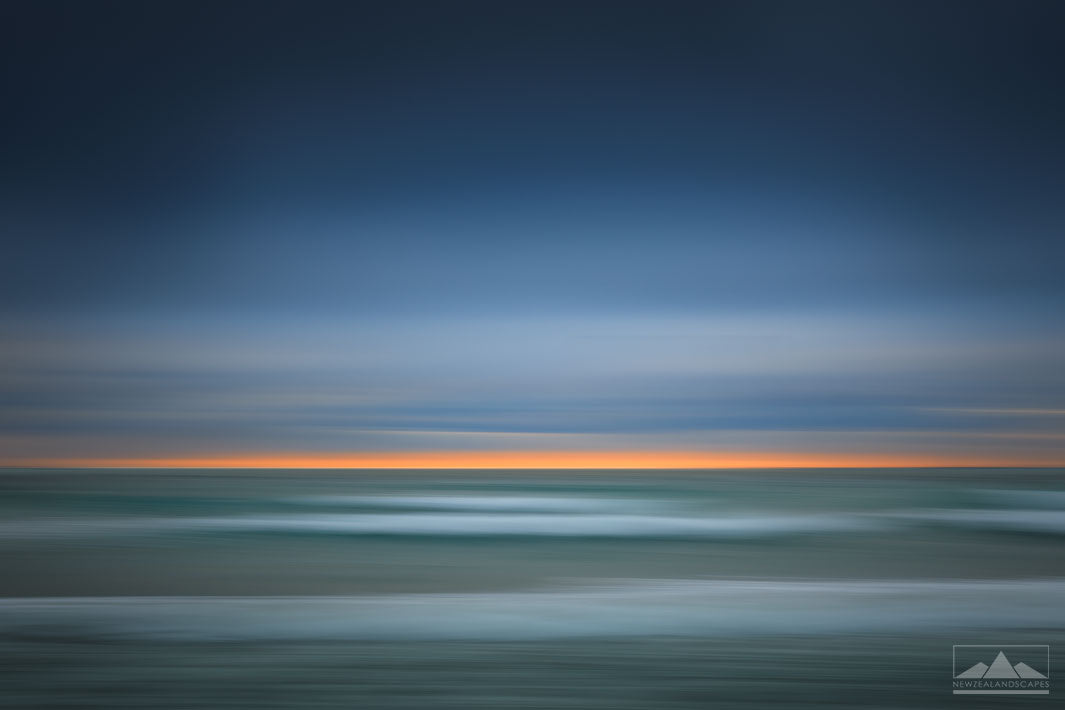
282, 495, 667, 513
886, 509, 1065, 534
1, 579, 1063, 640
0, 512, 882, 539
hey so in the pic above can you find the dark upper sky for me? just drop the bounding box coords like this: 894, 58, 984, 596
2, 1, 1064, 463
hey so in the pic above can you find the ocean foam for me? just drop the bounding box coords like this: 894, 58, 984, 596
282, 495, 665, 513
1, 578, 1062, 641
886, 509, 1065, 535
0, 512, 883, 539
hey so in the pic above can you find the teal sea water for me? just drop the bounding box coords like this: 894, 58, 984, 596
1, 468, 1063, 708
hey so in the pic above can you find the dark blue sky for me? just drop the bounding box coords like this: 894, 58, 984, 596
2, 1, 1064, 463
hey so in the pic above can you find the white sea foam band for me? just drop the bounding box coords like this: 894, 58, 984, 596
2, 578, 1063, 640
2, 508, 1064, 538
0, 512, 885, 538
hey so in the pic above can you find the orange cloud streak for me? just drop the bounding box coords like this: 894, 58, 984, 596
5, 450, 1062, 469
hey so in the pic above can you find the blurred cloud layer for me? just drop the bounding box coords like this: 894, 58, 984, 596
3, 312, 1063, 461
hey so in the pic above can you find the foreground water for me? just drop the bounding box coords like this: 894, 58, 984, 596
1, 468, 1062, 708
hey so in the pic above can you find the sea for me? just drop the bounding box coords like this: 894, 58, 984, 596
1, 467, 1062, 708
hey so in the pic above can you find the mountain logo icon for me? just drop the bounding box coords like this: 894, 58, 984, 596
955, 650, 1047, 679
953, 645, 1050, 695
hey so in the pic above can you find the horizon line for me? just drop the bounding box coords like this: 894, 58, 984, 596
4, 451, 1064, 470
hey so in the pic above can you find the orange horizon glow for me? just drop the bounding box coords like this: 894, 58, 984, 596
4, 450, 1064, 469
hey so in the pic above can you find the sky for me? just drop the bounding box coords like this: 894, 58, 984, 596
2, 1, 1064, 467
